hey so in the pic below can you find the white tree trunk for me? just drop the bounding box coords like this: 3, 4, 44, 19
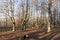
12, 23, 15, 31
10, 18, 15, 32
47, 21, 51, 32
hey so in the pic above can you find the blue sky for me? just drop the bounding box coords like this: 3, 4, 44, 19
0, 0, 60, 18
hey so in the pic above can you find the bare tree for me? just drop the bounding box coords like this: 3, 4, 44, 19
9, 0, 15, 31
0, 0, 15, 31
47, 0, 52, 32
41, 0, 45, 26
54, 0, 58, 27
20, 0, 29, 31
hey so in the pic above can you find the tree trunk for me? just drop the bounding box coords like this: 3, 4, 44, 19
47, 0, 52, 32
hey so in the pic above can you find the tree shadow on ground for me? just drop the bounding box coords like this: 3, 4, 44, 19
23, 29, 47, 40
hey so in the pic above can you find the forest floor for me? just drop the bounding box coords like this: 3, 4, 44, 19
0, 27, 60, 40
23, 27, 60, 40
